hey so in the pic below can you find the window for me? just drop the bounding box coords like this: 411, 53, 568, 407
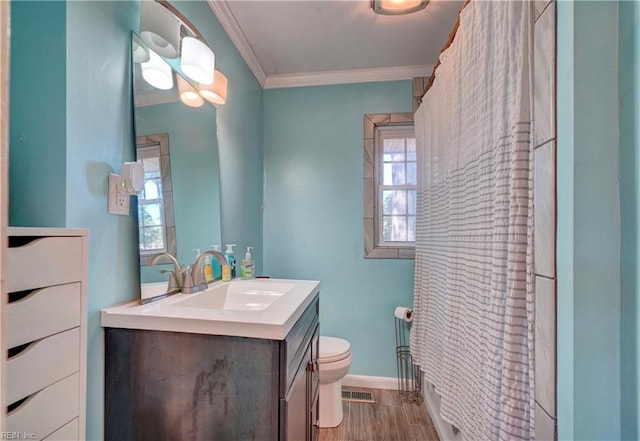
364, 113, 416, 259
136, 133, 176, 265
138, 146, 166, 254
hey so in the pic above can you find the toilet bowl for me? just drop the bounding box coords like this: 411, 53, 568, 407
318, 336, 352, 428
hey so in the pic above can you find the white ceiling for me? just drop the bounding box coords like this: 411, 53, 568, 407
207, 0, 463, 88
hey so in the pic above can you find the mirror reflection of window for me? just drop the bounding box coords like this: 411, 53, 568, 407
135, 132, 177, 267
138, 145, 166, 254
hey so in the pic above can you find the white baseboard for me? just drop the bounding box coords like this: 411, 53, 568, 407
342, 375, 397, 390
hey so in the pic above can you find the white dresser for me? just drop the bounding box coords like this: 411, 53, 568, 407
5, 227, 88, 440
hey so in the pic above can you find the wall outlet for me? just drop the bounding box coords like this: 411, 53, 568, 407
108, 173, 130, 215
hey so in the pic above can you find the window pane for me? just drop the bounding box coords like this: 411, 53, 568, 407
407, 162, 417, 185
408, 190, 416, 215
383, 190, 407, 215
144, 179, 161, 200
407, 138, 416, 161
142, 203, 162, 227
140, 226, 164, 251
383, 216, 407, 242
383, 138, 405, 161
383, 163, 406, 185
408, 216, 416, 242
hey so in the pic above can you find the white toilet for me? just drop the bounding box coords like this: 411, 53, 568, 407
318, 336, 352, 428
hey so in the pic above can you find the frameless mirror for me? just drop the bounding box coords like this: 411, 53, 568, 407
132, 31, 222, 303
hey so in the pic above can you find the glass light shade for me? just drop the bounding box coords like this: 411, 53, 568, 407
181, 37, 215, 85
132, 38, 150, 63
199, 70, 228, 105
140, 0, 180, 59
177, 75, 205, 108
372, 0, 428, 15
141, 50, 174, 90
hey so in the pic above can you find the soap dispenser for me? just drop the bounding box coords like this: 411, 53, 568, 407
210, 244, 222, 281
225, 244, 237, 279
203, 254, 213, 283
240, 247, 254, 280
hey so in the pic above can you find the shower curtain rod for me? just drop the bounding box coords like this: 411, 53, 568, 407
420, 0, 472, 102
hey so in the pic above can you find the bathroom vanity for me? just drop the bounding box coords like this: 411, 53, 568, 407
102, 279, 320, 441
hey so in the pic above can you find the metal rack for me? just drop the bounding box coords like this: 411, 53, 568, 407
395, 312, 422, 403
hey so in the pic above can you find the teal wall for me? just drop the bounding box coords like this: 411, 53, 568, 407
557, 2, 622, 439
66, 2, 140, 440
619, 2, 640, 439
263, 82, 414, 377
171, 1, 264, 275
136, 101, 222, 283
9, 1, 263, 438
9, 1, 67, 227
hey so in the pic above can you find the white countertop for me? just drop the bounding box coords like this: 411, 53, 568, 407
101, 278, 320, 340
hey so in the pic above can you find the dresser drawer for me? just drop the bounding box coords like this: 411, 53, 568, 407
43, 417, 79, 440
7, 236, 83, 292
6, 373, 79, 440
7, 283, 82, 348
7, 328, 80, 404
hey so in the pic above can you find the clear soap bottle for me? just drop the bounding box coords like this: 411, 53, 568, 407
241, 247, 254, 279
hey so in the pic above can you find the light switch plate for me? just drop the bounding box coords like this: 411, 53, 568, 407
108, 173, 130, 215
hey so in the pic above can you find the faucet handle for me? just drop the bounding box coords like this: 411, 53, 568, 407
159, 269, 181, 294
180, 265, 199, 294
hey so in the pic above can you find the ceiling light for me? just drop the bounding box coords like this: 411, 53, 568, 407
141, 50, 174, 90
177, 75, 205, 108
140, 0, 180, 59
372, 0, 428, 15
199, 70, 228, 106
181, 37, 215, 85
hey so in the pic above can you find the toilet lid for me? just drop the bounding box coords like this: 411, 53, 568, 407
319, 336, 351, 363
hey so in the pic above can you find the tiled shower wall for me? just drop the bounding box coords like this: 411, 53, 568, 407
533, 1, 557, 440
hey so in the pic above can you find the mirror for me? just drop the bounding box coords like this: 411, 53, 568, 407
132, 27, 223, 302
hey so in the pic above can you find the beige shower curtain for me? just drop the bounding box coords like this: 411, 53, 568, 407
410, 1, 534, 440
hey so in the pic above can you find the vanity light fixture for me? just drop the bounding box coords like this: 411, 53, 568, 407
132, 37, 150, 63
141, 50, 174, 90
140, 0, 180, 59
177, 75, 205, 108
181, 36, 215, 85
199, 69, 228, 106
372, 0, 428, 15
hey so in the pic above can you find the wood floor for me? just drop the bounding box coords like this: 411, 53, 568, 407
318, 388, 440, 441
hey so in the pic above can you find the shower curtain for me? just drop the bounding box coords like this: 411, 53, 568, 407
410, 1, 534, 440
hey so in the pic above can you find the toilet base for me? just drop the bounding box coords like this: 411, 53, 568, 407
319, 380, 344, 428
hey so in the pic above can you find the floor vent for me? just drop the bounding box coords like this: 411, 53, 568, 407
341, 389, 375, 403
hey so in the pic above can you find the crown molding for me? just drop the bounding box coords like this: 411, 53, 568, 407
207, 0, 267, 87
206, 0, 431, 90
263, 65, 433, 89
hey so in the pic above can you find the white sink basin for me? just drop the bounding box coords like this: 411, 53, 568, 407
173, 280, 295, 311
101, 278, 320, 340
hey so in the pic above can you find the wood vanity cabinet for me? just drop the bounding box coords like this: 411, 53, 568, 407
105, 294, 319, 441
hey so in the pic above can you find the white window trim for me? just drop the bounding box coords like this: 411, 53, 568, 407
363, 113, 416, 259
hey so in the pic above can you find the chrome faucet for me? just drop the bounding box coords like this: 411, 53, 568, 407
190, 250, 227, 293
149, 250, 227, 295
150, 252, 184, 294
